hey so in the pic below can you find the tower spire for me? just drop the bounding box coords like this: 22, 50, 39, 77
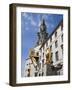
37, 16, 48, 45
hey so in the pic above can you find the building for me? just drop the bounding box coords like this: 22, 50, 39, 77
24, 18, 63, 77
39, 19, 63, 76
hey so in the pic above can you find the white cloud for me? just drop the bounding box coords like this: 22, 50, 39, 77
22, 13, 28, 18
23, 13, 37, 27
46, 23, 54, 29
43, 14, 48, 20
31, 18, 37, 26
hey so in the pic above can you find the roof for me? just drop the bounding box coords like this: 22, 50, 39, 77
39, 19, 63, 49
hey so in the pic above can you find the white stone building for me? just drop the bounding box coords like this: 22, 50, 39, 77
24, 19, 63, 77
39, 20, 63, 76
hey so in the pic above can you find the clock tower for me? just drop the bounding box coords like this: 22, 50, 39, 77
37, 18, 48, 45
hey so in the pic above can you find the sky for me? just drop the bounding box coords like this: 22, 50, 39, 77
21, 12, 63, 61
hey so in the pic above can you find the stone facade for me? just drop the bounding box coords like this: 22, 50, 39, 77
24, 19, 63, 77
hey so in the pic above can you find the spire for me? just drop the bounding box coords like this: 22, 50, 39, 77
41, 18, 45, 25
37, 17, 48, 45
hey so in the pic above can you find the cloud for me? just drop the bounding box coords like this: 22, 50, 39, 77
30, 18, 37, 26
42, 14, 48, 20
22, 13, 28, 18
46, 23, 54, 29
23, 13, 37, 27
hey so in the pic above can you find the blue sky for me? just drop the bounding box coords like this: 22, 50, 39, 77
21, 12, 63, 61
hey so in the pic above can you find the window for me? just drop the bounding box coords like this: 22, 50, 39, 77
35, 72, 37, 77
61, 34, 63, 42
50, 37, 52, 42
37, 52, 39, 56
61, 44, 63, 55
50, 45, 52, 50
43, 52, 44, 57
42, 59, 44, 67
55, 51, 59, 61
51, 53, 53, 61
42, 59, 44, 63
61, 22, 63, 31
27, 73, 30, 77
39, 73, 41, 76
55, 40, 58, 48
27, 69, 30, 77
42, 72, 44, 76
55, 31, 57, 37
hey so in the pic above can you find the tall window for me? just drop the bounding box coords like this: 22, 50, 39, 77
61, 34, 63, 42
37, 52, 39, 56
42, 59, 44, 67
43, 52, 44, 58
51, 53, 53, 61
61, 22, 63, 31
27, 69, 30, 77
55, 31, 57, 37
35, 72, 37, 77
55, 51, 59, 61
39, 73, 41, 76
40, 49, 42, 53
55, 40, 58, 48
42, 72, 44, 76
50, 37, 52, 42
61, 44, 63, 55
50, 45, 52, 51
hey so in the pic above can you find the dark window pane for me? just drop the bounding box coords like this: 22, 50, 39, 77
37, 52, 39, 56
50, 45, 52, 50
35, 72, 37, 77
51, 53, 53, 61
55, 40, 58, 48
46, 42, 48, 47
55, 51, 59, 61
55, 31, 57, 37
61, 34, 63, 42
50, 37, 52, 42
61, 44, 63, 55
42, 72, 44, 76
